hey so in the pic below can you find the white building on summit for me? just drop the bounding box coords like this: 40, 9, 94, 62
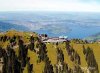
39, 34, 68, 43
59, 36, 68, 39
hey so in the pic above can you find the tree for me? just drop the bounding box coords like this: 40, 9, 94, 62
44, 58, 54, 73
84, 47, 99, 73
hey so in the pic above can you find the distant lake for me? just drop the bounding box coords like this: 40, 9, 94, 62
0, 11, 100, 39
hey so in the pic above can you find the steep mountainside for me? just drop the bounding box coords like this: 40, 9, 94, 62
0, 30, 99, 73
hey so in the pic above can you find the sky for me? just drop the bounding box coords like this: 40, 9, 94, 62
0, 0, 100, 12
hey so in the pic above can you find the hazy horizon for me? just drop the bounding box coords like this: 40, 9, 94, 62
0, 0, 100, 12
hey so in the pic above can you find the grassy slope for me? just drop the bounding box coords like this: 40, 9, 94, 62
58, 42, 74, 68
46, 42, 75, 70
70, 43, 87, 67
0, 30, 100, 73
47, 42, 100, 73
71, 43, 100, 72
85, 44, 100, 71
23, 49, 45, 73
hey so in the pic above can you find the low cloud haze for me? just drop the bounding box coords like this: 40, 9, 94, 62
0, 0, 100, 12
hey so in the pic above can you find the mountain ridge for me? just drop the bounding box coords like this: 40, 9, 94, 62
84, 32, 100, 41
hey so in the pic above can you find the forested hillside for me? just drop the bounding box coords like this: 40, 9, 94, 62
0, 30, 99, 73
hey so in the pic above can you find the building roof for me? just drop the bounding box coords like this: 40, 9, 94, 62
43, 38, 66, 43
59, 36, 68, 39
